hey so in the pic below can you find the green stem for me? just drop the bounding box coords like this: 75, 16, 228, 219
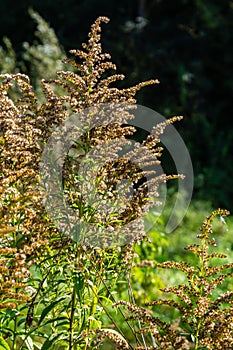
12, 314, 17, 350
194, 320, 201, 350
69, 286, 77, 350
89, 261, 135, 350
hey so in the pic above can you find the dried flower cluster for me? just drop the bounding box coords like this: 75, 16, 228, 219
39, 16, 183, 246
0, 226, 30, 310
0, 15, 180, 320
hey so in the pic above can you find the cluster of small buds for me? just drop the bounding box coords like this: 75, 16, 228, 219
0, 241, 31, 309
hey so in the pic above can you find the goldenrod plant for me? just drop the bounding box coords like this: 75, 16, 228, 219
0, 16, 181, 349
112, 209, 233, 349
0, 14, 232, 350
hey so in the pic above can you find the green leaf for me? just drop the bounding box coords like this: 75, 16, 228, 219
33, 341, 42, 350
42, 315, 69, 327
17, 317, 27, 327
25, 336, 34, 350
41, 333, 62, 350
88, 316, 102, 330
74, 275, 85, 303
38, 296, 66, 326
0, 337, 10, 350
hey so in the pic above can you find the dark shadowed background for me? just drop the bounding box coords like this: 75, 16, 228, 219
0, 0, 232, 209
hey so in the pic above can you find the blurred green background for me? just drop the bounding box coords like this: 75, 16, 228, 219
0, 0, 232, 210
